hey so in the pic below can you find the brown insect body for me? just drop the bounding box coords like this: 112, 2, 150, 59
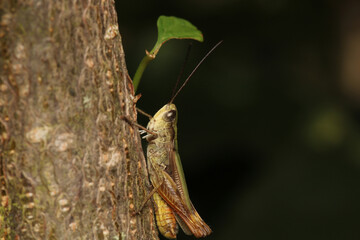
153, 192, 179, 239
142, 41, 222, 238
146, 104, 211, 238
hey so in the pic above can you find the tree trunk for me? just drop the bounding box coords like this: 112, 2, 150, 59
0, 0, 157, 239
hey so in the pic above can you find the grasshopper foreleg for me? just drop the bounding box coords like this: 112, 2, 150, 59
136, 107, 153, 120
121, 116, 158, 138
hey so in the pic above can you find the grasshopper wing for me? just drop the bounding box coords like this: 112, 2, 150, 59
155, 165, 212, 238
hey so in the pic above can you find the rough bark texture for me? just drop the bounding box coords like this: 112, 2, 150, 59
0, 0, 158, 239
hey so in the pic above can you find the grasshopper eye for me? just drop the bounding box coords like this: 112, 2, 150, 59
163, 110, 176, 122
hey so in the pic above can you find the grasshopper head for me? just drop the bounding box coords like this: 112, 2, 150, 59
147, 103, 178, 134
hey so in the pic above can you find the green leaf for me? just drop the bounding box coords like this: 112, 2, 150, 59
133, 16, 203, 92
150, 15, 204, 56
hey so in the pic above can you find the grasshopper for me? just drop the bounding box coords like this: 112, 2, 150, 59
137, 41, 222, 239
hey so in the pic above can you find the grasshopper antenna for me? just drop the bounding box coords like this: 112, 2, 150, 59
169, 40, 223, 104
171, 43, 193, 101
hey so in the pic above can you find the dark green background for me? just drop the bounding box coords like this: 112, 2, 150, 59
117, 1, 360, 239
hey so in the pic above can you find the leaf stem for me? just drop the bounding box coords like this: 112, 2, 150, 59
132, 53, 154, 93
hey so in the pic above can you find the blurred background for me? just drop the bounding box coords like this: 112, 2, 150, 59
116, 1, 360, 239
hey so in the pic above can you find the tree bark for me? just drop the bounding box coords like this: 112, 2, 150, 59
0, 0, 157, 239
